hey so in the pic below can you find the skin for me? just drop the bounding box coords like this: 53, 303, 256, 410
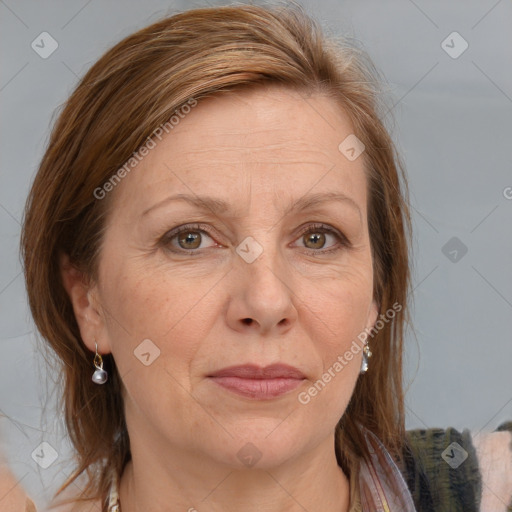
61, 84, 378, 512
0, 461, 35, 511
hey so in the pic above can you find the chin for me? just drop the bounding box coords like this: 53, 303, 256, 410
209, 427, 309, 471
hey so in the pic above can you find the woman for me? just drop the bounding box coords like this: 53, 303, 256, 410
16, 3, 511, 511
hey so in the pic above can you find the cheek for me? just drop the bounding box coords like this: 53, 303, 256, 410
296, 280, 370, 416
101, 266, 213, 436
302, 264, 374, 344
99, 263, 209, 377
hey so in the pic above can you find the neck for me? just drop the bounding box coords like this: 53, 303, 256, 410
118, 433, 351, 512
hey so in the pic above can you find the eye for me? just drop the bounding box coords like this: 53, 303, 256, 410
159, 222, 350, 256
160, 223, 218, 254
293, 223, 350, 254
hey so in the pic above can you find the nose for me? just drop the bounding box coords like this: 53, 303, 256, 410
225, 249, 298, 337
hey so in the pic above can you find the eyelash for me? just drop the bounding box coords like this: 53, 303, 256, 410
159, 222, 350, 256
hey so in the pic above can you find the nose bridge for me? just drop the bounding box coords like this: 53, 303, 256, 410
236, 229, 288, 297
230, 228, 297, 332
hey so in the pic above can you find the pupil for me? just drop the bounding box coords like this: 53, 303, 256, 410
308, 232, 324, 248
180, 232, 200, 248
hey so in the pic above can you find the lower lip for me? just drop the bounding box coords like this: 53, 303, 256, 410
208, 376, 304, 399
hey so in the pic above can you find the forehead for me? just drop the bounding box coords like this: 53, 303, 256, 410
108, 85, 368, 218
161, 85, 357, 157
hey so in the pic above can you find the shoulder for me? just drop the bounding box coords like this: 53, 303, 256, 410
0, 463, 33, 512
0, 461, 96, 512
400, 421, 512, 512
471, 422, 512, 512
43, 486, 103, 512
44, 499, 103, 512
37, 469, 107, 512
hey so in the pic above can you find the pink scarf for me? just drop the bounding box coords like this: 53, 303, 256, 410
357, 424, 417, 511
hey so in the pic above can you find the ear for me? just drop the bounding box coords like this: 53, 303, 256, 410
366, 299, 379, 333
59, 252, 110, 354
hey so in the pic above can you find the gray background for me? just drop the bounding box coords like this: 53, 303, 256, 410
1, 0, 511, 507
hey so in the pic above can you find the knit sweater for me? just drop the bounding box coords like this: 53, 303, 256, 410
400, 421, 512, 511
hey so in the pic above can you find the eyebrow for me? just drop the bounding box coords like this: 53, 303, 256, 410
141, 191, 362, 223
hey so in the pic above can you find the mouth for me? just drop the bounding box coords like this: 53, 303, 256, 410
207, 364, 306, 400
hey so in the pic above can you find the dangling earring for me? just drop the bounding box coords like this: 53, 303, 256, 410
92, 341, 108, 384
360, 342, 372, 374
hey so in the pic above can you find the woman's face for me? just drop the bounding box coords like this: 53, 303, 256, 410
80, 85, 378, 469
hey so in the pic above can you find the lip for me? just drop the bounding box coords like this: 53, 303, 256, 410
209, 364, 305, 379
208, 364, 306, 400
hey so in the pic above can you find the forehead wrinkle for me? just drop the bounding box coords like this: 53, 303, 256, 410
167, 128, 335, 152
169, 144, 338, 164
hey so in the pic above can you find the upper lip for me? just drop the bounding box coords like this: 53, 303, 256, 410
208, 364, 305, 379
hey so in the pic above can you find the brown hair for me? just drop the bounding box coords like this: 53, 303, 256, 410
20, 2, 412, 508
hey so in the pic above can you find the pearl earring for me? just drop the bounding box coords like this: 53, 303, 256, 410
360, 342, 372, 374
92, 341, 108, 384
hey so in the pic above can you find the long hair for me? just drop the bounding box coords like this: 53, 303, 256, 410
20, 2, 412, 507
